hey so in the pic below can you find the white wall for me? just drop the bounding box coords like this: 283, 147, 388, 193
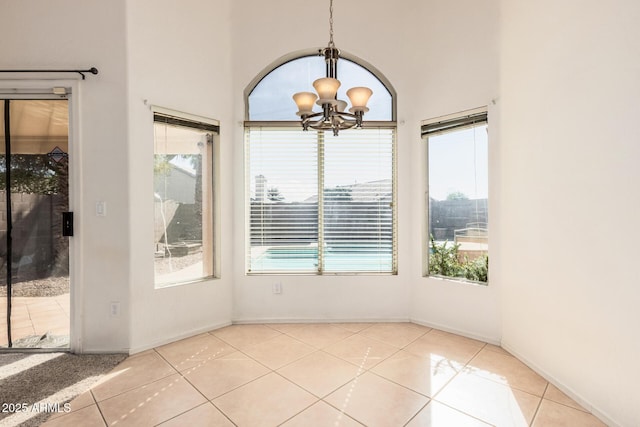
405, 0, 501, 343
500, 1, 640, 426
230, 0, 501, 341
0, 0, 131, 352
0, 0, 236, 354
125, 0, 234, 353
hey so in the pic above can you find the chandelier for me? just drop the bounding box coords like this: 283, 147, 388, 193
292, 0, 373, 136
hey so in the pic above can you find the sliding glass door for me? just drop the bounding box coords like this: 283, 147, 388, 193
0, 99, 71, 349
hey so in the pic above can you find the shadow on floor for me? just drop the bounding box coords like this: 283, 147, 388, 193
0, 352, 126, 426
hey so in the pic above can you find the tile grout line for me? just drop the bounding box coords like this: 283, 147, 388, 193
152, 348, 182, 377
150, 401, 237, 427
431, 400, 497, 426
91, 389, 110, 427
272, 396, 319, 427
365, 369, 433, 400
216, 327, 355, 374
195, 340, 278, 403
402, 401, 431, 427
460, 344, 549, 400
543, 396, 592, 414
208, 400, 239, 427
207, 326, 322, 426
356, 330, 429, 350
156, 346, 216, 411
369, 326, 472, 402
529, 382, 549, 426
427, 344, 485, 403
200, 368, 274, 403
107, 374, 184, 426
151, 337, 260, 425
425, 343, 492, 425
282, 329, 358, 349
91, 350, 180, 408
314, 344, 372, 427
42, 389, 103, 425
276, 349, 372, 402
336, 345, 370, 424
430, 342, 540, 426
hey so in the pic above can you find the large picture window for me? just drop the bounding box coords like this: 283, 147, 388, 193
246, 53, 396, 275
246, 127, 396, 274
246, 53, 397, 274
153, 112, 218, 287
423, 109, 489, 284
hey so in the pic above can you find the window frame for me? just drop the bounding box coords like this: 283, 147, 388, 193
152, 108, 220, 288
422, 107, 489, 285
244, 50, 397, 276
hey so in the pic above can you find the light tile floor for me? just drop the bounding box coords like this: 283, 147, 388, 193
42, 323, 606, 427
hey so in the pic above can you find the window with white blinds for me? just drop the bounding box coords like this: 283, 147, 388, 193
246, 127, 396, 274
422, 109, 489, 284
153, 112, 219, 287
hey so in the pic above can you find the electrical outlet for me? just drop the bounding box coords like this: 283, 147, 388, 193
272, 282, 282, 294
110, 301, 120, 317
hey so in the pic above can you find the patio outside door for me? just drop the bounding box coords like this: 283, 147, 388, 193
0, 98, 71, 349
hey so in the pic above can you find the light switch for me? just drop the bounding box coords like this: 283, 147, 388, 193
96, 201, 107, 216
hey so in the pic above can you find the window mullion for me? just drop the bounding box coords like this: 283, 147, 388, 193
317, 131, 325, 274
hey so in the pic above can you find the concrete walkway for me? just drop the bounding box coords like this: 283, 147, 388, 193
0, 293, 70, 348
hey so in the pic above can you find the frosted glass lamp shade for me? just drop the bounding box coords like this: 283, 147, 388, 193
313, 77, 340, 104
293, 92, 318, 116
347, 87, 373, 112
336, 99, 348, 112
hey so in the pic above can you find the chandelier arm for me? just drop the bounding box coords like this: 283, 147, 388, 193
301, 110, 362, 129
308, 123, 356, 131
333, 111, 358, 120
300, 111, 326, 130
308, 117, 358, 131
309, 119, 357, 136
333, 110, 364, 127
301, 112, 325, 122
335, 121, 358, 130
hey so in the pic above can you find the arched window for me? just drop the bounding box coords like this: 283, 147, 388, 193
244, 51, 397, 275
247, 53, 395, 121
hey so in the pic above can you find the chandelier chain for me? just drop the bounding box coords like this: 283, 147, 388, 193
328, 0, 335, 48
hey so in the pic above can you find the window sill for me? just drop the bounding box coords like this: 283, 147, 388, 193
154, 275, 218, 290
424, 274, 488, 287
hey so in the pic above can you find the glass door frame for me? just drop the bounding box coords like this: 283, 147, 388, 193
0, 81, 79, 352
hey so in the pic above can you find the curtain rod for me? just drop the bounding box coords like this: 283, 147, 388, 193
0, 67, 98, 80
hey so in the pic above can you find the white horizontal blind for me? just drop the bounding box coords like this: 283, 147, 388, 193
323, 129, 395, 273
246, 127, 396, 274
246, 128, 319, 272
